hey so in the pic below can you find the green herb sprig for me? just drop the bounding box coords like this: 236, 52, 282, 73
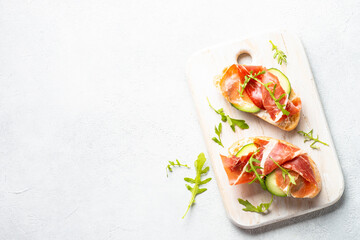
183, 153, 212, 218
212, 123, 224, 147
270, 40, 287, 65
238, 195, 273, 213
238, 70, 266, 97
271, 157, 296, 185
245, 150, 267, 190
207, 98, 249, 131
298, 129, 329, 149
166, 160, 190, 177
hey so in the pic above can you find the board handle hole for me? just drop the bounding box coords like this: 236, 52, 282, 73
237, 52, 252, 65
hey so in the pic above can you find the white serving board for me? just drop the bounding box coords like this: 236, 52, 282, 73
186, 32, 344, 229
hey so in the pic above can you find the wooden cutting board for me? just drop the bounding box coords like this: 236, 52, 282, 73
186, 32, 344, 229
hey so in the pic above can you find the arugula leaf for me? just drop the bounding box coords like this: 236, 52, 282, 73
238, 195, 273, 213
238, 70, 266, 97
212, 137, 222, 147
270, 157, 296, 185
298, 129, 329, 149
183, 153, 212, 218
245, 150, 267, 190
270, 40, 287, 65
231, 118, 249, 131
166, 159, 190, 177
212, 123, 224, 147
207, 98, 249, 132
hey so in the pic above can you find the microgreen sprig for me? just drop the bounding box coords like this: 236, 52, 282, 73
298, 129, 329, 149
238, 195, 273, 213
245, 150, 267, 190
207, 98, 249, 131
183, 153, 212, 218
212, 123, 224, 147
238, 70, 266, 97
271, 157, 296, 185
270, 40, 287, 65
166, 160, 190, 177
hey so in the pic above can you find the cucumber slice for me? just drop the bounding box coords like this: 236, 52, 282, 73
268, 68, 291, 95
265, 170, 287, 197
231, 103, 260, 113
235, 143, 258, 157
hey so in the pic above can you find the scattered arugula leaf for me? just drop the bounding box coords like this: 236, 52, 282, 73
245, 150, 267, 190
183, 153, 212, 218
212, 123, 224, 147
238, 195, 273, 213
253, 79, 290, 116
298, 129, 329, 149
166, 159, 190, 177
270, 157, 296, 185
230, 118, 249, 131
207, 98, 249, 132
238, 70, 266, 97
270, 40, 287, 65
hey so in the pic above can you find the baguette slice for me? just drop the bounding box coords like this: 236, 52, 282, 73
221, 136, 321, 198
214, 65, 301, 131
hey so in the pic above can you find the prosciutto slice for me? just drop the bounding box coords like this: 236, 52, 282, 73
273, 168, 300, 193
273, 168, 318, 198
219, 64, 302, 122
286, 96, 302, 115
253, 138, 302, 175
261, 71, 288, 121
237, 65, 265, 109
220, 153, 256, 185
282, 154, 317, 184
219, 64, 259, 107
290, 176, 319, 198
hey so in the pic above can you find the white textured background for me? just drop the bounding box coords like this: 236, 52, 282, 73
0, 0, 358, 239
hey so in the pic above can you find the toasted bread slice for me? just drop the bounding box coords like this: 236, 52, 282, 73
214, 68, 301, 131
223, 136, 321, 198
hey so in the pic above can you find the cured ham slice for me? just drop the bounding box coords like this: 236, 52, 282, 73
219, 64, 260, 107
286, 96, 302, 115
220, 153, 256, 185
274, 168, 299, 193
256, 139, 302, 175
252, 138, 301, 174
290, 176, 319, 198
273, 165, 319, 198
261, 71, 288, 121
282, 154, 317, 184
237, 65, 266, 109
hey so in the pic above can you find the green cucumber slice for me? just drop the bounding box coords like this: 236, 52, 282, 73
235, 143, 258, 157
268, 68, 291, 95
231, 103, 260, 113
265, 170, 287, 197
